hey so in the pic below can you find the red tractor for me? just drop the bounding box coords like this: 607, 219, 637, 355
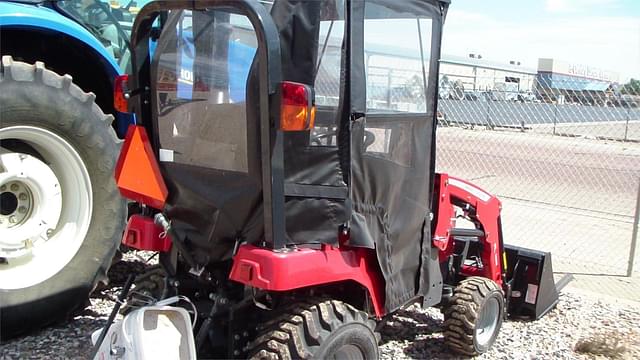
109, 0, 559, 358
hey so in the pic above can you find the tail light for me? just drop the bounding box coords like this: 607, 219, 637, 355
114, 125, 168, 209
114, 74, 130, 113
280, 81, 315, 131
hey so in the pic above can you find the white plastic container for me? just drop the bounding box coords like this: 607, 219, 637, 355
91, 305, 196, 360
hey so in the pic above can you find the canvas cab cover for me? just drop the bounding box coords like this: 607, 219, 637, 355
128, 0, 448, 311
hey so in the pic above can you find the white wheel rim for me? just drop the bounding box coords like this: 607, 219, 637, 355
475, 296, 500, 347
0, 126, 93, 289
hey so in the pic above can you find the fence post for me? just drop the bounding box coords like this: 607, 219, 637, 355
624, 107, 631, 142
553, 102, 558, 136
486, 100, 492, 129
386, 69, 392, 109
627, 179, 640, 277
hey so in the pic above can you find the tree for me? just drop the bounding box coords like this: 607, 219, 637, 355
620, 79, 640, 95
452, 80, 465, 100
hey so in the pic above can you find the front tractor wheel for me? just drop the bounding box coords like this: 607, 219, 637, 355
0, 56, 126, 338
249, 299, 379, 360
443, 277, 504, 356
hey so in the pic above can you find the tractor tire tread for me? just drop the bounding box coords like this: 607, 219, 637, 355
248, 298, 376, 360
0, 56, 126, 338
443, 277, 504, 357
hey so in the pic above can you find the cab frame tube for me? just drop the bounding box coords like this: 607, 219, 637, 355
129, 0, 286, 248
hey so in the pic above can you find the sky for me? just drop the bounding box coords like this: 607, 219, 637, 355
441, 0, 640, 83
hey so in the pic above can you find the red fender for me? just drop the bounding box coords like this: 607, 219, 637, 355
121, 214, 172, 252
229, 244, 386, 318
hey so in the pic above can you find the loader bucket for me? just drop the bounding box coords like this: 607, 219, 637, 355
503, 244, 559, 320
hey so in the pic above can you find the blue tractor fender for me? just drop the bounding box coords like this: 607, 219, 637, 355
0, 1, 134, 135
0, 1, 120, 77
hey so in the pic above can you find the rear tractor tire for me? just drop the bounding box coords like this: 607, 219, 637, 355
0, 56, 126, 338
443, 276, 504, 356
249, 299, 379, 360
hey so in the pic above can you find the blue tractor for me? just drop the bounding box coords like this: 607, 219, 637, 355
0, 0, 145, 337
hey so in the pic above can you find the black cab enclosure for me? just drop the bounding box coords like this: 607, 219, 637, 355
128, 0, 448, 312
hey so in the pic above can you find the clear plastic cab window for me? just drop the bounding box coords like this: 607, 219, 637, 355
363, 3, 434, 167
154, 10, 258, 173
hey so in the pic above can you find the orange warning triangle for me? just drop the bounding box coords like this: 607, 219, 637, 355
115, 125, 168, 209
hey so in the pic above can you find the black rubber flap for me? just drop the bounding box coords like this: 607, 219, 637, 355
504, 244, 559, 320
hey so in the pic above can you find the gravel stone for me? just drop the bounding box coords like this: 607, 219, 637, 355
2, 252, 639, 359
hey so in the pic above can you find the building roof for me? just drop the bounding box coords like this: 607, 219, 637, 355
441, 54, 537, 75
363, 43, 538, 75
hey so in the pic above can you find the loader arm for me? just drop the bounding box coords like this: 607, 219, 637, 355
432, 173, 505, 286
433, 173, 560, 319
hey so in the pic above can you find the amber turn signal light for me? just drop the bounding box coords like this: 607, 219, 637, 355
280, 81, 315, 131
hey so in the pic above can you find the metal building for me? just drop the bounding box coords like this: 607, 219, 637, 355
536, 58, 620, 105
438, 54, 538, 100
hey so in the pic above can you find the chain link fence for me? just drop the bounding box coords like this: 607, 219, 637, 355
353, 61, 640, 276
435, 74, 640, 276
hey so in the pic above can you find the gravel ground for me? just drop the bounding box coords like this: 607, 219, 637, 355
2, 253, 639, 359
379, 295, 640, 359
